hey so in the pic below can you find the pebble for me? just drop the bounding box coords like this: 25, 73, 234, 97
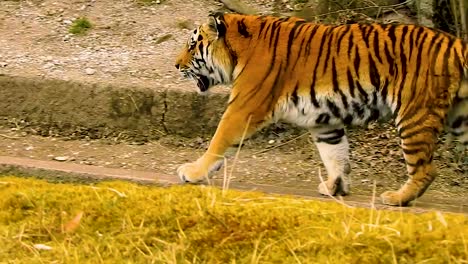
42, 62, 55, 69
54, 156, 69, 161
85, 68, 96, 75
268, 140, 275, 144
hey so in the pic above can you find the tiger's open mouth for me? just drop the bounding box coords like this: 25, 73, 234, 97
195, 75, 210, 92
180, 70, 211, 92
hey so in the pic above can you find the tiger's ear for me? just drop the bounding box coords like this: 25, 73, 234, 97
208, 12, 226, 38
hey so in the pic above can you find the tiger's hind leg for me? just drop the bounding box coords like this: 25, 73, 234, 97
311, 126, 351, 196
380, 109, 443, 206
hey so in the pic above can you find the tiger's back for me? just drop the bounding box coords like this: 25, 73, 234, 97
175, 13, 467, 206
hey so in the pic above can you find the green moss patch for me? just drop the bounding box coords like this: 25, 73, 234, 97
69, 17, 93, 35
0, 176, 467, 263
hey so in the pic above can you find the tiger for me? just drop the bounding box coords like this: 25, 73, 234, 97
174, 12, 468, 206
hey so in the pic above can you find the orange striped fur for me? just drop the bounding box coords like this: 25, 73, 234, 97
175, 13, 468, 206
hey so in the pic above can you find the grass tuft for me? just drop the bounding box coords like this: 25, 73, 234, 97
0, 176, 467, 263
69, 17, 93, 35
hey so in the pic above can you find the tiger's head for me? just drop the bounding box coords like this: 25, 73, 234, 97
175, 13, 235, 93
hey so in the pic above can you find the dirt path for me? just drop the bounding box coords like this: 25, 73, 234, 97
0, 127, 466, 211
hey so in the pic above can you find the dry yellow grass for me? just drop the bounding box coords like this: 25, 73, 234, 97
0, 176, 467, 263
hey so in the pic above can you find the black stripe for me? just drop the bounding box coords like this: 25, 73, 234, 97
368, 109, 380, 122
361, 24, 372, 49
227, 93, 239, 106
237, 19, 251, 38
316, 113, 331, 124
442, 44, 450, 77
414, 27, 425, 46
332, 59, 348, 109
347, 69, 356, 98
327, 99, 341, 118
352, 102, 365, 118
286, 21, 306, 60
384, 42, 395, 76
393, 72, 407, 117
381, 80, 388, 104
428, 34, 443, 75
372, 29, 382, 63
258, 19, 269, 37
267, 62, 285, 111
322, 29, 335, 74
347, 30, 354, 56
410, 27, 420, 58
344, 115, 353, 125
310, 84, 320, 107
247, 62, 285, 110
314, 27, 330, 76
400, 26, 409, 74
399, 126, 439, 140
268, 21, 281, 49
355, 80, 368, 102
402, 148, 430, 156
451, 117, 464, 129
198, 42, 204, 58
405, 158, 428, 167
368, 54, 380, 89
304, 25, 320, 59
291, 84, 299, 105
316, 129, 345, 145
415, 33, 426, 69
387, 25, 397, 44
353, 45, 361, 78
454, 44, 463, 74
336, 25, 350, 51
310, 27, 331, 107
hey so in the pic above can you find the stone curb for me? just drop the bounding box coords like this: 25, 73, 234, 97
0, 75, 229, 140
0, 156, 465, 214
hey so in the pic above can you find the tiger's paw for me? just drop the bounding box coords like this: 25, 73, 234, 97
177, 160, 224, 183
318, 178, 349, 196
380, 191, 410, 206
177, 162, 208, 183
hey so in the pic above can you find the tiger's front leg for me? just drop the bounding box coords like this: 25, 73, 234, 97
177, 105, 266, 183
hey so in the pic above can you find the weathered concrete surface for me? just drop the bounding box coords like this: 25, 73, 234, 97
0, 75, 229, 140
0, 155, 466, 214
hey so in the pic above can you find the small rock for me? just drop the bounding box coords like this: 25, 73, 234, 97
42, 62, 55, 69
85, 68, 96, 75
54, 156, 69, 162
268, 140, 275, 144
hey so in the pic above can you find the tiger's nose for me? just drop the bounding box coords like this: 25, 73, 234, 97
175, 63, 180, 70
